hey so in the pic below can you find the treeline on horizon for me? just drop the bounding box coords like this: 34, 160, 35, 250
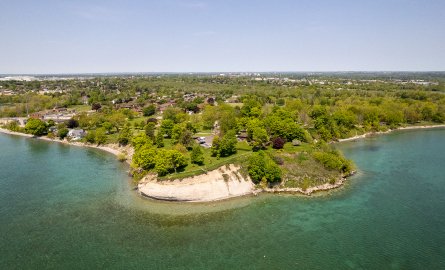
1, 74, 444, 130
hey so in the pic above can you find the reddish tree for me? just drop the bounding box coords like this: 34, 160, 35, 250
272, 137, 285, 149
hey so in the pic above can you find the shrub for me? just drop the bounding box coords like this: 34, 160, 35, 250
25, 118, 47, 136
118, 127, 132, 146
142, 104, 156, 117
155, 131, 164, 148
92, 103, 101, 111
144, 122, 156, 140
66, 118, 79, 129
248, 151, 282, 184
132, 133, 151, 150
117, 153, 127, 162
85, 130, 96, 143
58, 128, 69, 139
272, 137, 285, 149
312, 150, 353, 174
5, 121, 20, 132
95, 127, 107, 145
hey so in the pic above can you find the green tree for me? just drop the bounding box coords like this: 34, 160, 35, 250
118, 126, 132, 146
251, 127, 269, 151
190, 145, 204, 165
160, 119, 175, 138
58, 128, 69, 139
180, 130, 194, 149
132, 144, 157, 170
5, 121, 20, 132
171, 124, 184, 144
155, 149, 188, 176
248, 151, 282, 184
102, 121, 114, 133
132, 133, 151, 150
211, 130, 237, 157
95, 127, 107, 145
142, 104, 156, 117
168, 150, 188, 173
144, 122, 156, 140
85, 130, 96, 143
155, 131, 164, 148
163, 107, 186, 123
25, 118, 47, 136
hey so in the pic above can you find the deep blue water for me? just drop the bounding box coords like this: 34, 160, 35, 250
1, 129, 445, 269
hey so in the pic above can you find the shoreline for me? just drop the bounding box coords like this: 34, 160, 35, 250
0, 128, 132, 164
337, 124, 445, 142
2, 124, 445, 202
138, 164, 256, 202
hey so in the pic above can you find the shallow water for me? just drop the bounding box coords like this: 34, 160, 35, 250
1, 129, 445, 269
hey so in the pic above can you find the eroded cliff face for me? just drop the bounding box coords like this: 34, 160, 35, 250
138, 164, 255, 202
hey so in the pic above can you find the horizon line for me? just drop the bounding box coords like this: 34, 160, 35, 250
2, 70, 445, 76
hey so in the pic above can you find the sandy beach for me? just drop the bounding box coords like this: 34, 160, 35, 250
337, 124, 445, 142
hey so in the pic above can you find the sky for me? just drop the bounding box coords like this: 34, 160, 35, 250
1, 0, 444, 74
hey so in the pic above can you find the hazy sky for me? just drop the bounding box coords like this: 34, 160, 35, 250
1, 0, 444, 74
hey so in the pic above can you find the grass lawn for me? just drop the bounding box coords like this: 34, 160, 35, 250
70, 105, 91, 112
159, 141, 252, 180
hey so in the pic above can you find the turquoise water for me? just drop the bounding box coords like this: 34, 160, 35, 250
1, 129, 445, 269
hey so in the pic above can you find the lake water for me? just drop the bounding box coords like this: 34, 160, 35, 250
1, 129, 445, 269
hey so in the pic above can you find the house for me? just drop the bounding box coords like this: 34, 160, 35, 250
68, 129, 86, 140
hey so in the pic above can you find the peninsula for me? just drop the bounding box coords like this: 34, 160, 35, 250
1, 72, 444, 202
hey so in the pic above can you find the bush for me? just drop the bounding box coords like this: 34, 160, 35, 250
5, 121, 20, 132
117, 153, 127, 162
58, 128, 69, 139
66, 118, 79, 129
85, 130, 96, 143
145, 122, 156, 140
147, 118, 158, 124
312, 150, 353, 174
155, 131, 164, 148
248, 151, 282, 184
95, 128, 107, 145
25, 118, 47, 136
142, 104, 156, 117
132, 133, 151, 150
92, 103, 102, 111
132, 144, 157, 170
118, 127, 132, 146
272, 137, 285, 149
